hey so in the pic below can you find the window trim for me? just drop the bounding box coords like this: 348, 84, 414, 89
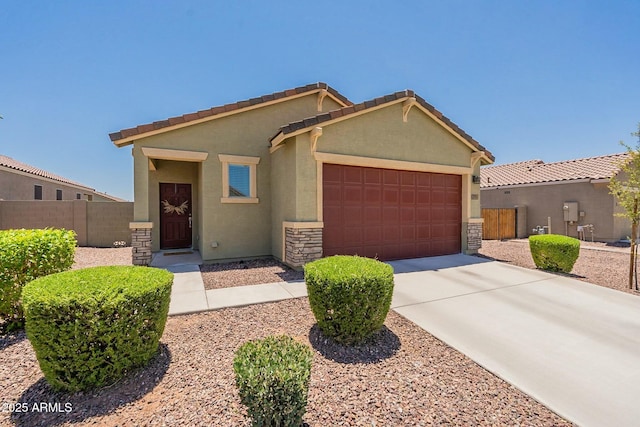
218, 154, 260, 204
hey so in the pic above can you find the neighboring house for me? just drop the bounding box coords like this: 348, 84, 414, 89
0, 154, 123, 202
110, 82, 494, 267
480, 153, 631, 242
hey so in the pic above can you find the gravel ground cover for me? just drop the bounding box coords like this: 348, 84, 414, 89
200, 258, 304, 290
0, 298, 570, 426
71, 247, 132, 270
7, 245, 617, 425
478, 239, 637, 294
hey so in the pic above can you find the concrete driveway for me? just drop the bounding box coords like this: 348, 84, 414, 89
388, 254, 640, 427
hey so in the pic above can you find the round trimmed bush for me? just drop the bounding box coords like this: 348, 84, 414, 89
234, 335, 313, 427
305, 255, 394, 345
529, 234, 580, 273
22, 266, 173, 392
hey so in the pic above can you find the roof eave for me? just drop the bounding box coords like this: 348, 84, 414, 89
111, 83, 352, 148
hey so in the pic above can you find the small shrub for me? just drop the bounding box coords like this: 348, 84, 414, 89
22, 266, 173, 392
234, 335, 313, 427
305, 255, 394, 345
0, 228, 76, 332
529, 234, 580, 273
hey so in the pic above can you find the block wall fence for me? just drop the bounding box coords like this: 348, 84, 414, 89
0, 200, 133, 247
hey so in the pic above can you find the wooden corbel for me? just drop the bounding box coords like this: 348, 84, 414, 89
148, 158, 157, 171
317, 89, 328, 112
310, 127, 323, 152
470, 151, 484, 168
402, 97, 417, 122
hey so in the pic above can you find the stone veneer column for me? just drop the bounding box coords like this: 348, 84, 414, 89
283, 222, 323, 268
467, 220, 483, 251
130, 222, 153, 266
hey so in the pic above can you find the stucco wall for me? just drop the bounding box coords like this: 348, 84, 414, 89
0, 200, 133, 246
0, 169, 115, 201
270, 102, 484, 255
270, 142, 297, 261
481, 181, 631, 241
131, 92, 343, 261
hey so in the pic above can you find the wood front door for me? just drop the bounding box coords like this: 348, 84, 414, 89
160, 183, 192, 249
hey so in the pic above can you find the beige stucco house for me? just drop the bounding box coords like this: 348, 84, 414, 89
110, 82, 494, 267
0, 154, 122, 202
480, 153, 632, 242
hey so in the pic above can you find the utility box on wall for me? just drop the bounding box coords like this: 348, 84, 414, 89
563, 202, 579, 222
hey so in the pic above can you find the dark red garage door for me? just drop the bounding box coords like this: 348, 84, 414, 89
323, 163, 461, 261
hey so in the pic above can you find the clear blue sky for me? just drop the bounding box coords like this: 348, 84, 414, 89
1, 1, 638, 201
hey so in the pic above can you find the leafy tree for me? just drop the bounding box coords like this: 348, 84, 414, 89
609, 123, 640, 290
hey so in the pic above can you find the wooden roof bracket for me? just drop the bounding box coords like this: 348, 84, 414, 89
310, 127, 323, 153
317, 89, 328, 112
402, 97, 417, 122
470, 151, 484, 168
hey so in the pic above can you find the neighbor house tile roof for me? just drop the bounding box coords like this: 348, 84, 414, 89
480, 153, 630, 188
0, 154, 94, 190
109, 82, 351, 144
271, 89, 495, 162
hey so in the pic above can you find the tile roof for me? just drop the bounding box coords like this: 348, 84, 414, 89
0, 154, 95, 190
271, 89, 494, 162
480, 153, 630, 188
109, 82, 351, 145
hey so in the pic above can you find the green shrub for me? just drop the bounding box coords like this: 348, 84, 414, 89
0, 228, 76, 332
233, 335, 313, 427
22, 266, 173, 392
529, 234, 580, 273
305, 255, 394, 345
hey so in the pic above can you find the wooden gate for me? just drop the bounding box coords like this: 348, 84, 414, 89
482, 208, 516, 240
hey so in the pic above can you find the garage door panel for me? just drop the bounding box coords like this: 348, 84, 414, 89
383, 206, 399, 222
383, 169, 399, 185
416, 207, 431, 222
401, 171, 415, 186
324, 206, 342, 223
401, 225, 415, 240
431, 190, 445, 204
383, 188, 398, 203
445, 191, 460, 205
344, 185, 362, 204
364, 226, 382, 243
344, 166, 363, 184
364, 168, 381, 184
323, 164, 461, 261
383, 225, 399, 243
343, 227, 363, 245
364, 206, 381, 224
431, 207, 445, 221
399, 242, 417, 259
401, 189, 415, 204
417, 224, 431, 239
381, 244, 400, 260
400, 206, 415, 222
324, 164, 342, 182
364, 186, 381, 203
343, 206, 362, 225
416, 190, 430, 204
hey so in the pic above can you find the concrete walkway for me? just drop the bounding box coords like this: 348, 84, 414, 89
152, 251, 307, 315
389, 254, 640, 427
155, 251, 640, 426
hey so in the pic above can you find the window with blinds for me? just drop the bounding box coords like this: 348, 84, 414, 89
228, 164, 250, 197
